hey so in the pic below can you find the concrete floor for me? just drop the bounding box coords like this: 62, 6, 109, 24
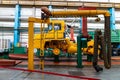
1, 56, 120, 80
0, 65, 120, 80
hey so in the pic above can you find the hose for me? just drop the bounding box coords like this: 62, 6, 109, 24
104, 16, 111, 68
93, 29, 103, 72
93, 29, 111, 72
100, 35, 111, 69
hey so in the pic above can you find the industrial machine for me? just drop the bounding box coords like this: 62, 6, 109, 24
34, 20, 77, 55
28, 17, 77, 69
28, 7, 111, 72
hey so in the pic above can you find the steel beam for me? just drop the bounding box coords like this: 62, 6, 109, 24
28, 20, 34, 70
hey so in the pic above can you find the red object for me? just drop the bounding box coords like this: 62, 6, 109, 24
0, 59, 16, 66
70, 27, 75, 41
0, 66, 100, 80
9, 54, 28, 60
78, 7, 96, 38
82, 17, 88, 37
9, 54, 39, 60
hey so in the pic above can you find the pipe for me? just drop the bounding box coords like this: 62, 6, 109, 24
82, 17, 89, 37
41, 7, 52, 16
104, 16, 111, 69
51, 10, 110, 17
93, 29, 103, 72
41, 7, 110, 17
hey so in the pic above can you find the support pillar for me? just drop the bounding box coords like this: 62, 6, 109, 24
48, 5, 52, 11
48, 5, 52, 20
14, 4, 21, 47
28, 20, 34, 70
48, 6, 52, 30
108, 7, 115, 30
82, 17, 88, 37
77, 34, 83, 68
78, 7, 96, 65
79, 18, 82, 29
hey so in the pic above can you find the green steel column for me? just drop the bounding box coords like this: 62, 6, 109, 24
77, 34, 83, 68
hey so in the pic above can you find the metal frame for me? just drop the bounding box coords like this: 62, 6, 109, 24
28, 17, 49, 70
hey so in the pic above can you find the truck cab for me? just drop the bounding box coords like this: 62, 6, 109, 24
34, 20, 65, 49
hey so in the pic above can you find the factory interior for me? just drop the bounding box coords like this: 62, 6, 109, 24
0, 0, 120, 80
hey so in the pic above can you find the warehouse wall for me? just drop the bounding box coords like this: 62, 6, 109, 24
0, 5, 120, 46
0, 7, 14, 44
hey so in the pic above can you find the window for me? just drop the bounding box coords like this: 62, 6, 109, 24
48, 23, 52, 31
54, 23, 61, 30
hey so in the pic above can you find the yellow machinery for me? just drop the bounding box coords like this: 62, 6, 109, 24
28, 7, 111, 71
34, 20, 77, 55
28, 17, 77, 70
82, 40, 100, 55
